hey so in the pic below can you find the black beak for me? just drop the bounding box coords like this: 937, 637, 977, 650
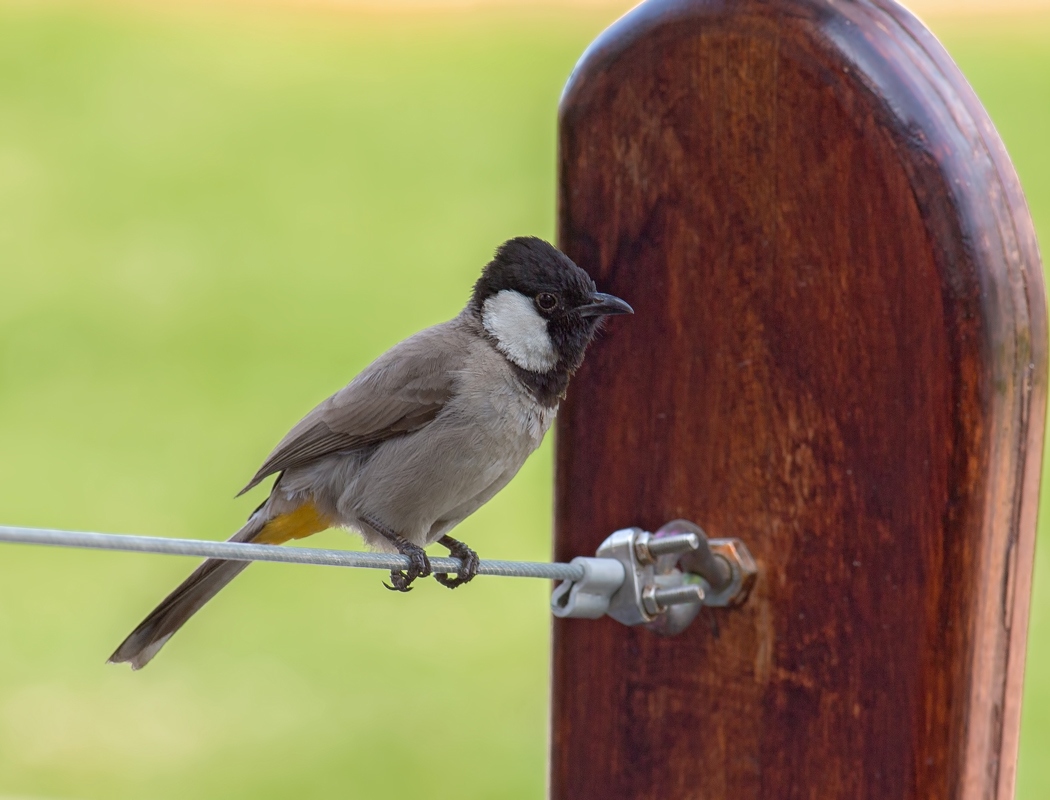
577, 292, 634, 318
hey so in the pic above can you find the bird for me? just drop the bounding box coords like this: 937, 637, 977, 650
108, 236, 632, 669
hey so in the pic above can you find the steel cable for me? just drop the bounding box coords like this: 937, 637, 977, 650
0, 525, 585, 581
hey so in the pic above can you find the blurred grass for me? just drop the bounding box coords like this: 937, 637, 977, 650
0, 3, 614, 799
0, 2, 1046, 798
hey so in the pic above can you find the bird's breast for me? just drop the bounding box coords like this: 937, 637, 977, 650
477, 374, 556, 451
516, 396, 557, 448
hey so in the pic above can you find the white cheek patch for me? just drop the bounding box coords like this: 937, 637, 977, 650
482, 289, 558, 373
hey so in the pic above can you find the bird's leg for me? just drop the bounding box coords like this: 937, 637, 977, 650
365, 516, 431, 592
434, 535, 480, 589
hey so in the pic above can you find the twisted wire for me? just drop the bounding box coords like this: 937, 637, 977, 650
0, 525, 584, 581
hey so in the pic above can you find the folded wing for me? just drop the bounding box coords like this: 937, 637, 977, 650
237, 323, 465, 496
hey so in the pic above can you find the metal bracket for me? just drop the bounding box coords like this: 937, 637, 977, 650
550, 520, 757, 636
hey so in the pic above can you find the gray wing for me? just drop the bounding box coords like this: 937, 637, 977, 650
237, 322, 467, 496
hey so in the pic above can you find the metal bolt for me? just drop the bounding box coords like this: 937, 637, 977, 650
635, 532, 700, 564
642, 582, 705, 615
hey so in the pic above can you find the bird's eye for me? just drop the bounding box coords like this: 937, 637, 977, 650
536, 292, 559, 312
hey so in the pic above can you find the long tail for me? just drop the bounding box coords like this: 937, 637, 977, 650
108, 501, 331, 670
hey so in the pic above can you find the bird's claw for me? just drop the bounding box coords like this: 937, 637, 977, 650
435, 536, 480, 589
383, 546, 431, 592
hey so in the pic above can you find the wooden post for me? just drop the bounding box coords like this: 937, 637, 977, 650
551, 1, 1046, 798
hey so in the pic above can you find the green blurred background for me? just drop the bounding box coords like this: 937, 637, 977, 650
0, 2, 1046, 798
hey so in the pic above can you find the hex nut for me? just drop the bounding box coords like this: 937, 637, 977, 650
705, 538, 758, 607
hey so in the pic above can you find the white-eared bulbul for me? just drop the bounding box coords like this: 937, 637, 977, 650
110, 237, 632, 669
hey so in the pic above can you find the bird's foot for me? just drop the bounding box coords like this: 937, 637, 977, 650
383, 541, 431, 592
370, 524, 431, 592
434, 535, 479, 589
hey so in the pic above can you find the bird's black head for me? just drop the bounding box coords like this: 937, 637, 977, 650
470, 236, 632, 404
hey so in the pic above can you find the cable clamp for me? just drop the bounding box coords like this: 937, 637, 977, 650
550, 520, 756, 636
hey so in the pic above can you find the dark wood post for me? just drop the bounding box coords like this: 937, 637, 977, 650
551, 1, 1046, 798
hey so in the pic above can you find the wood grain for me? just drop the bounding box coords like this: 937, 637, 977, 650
550, 1, 1046, 798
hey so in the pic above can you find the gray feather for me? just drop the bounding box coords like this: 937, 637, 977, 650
237, 321, 466, 496
107, 513, 268, 670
